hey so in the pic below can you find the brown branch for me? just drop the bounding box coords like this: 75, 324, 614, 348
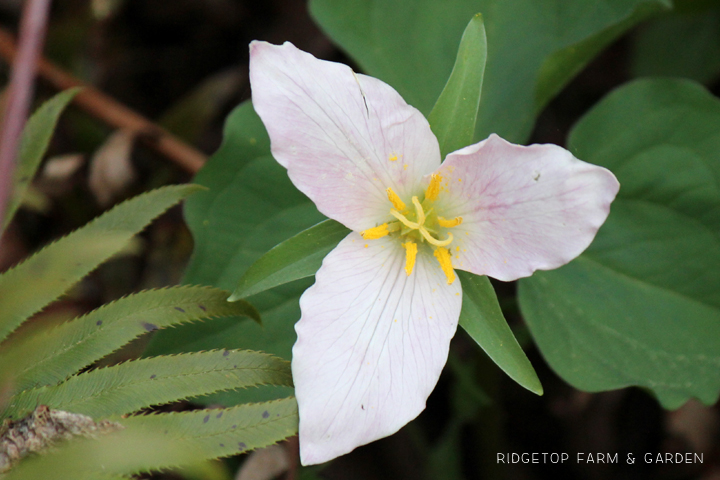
0, 0, 52, 231
0, 27, 207, 175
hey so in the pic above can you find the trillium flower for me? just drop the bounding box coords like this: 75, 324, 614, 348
249, 41, 619, 465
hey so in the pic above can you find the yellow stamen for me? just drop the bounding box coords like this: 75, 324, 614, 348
389, 154, 398, 161
390, 209, 420, 229
411, 196, 425, 225
433, 247, 455, 284
386, 187, 406, 211
402, 241, 417, 276
438, 216, 463, 228
361, 223, 389, 240
425, 174, 442, 201
419, 227, 453, 247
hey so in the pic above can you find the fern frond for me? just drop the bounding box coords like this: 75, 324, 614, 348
0, 185, 203, 345
2, 88, 80, 233
120, 397, 298, 459
2, 427, 225, 480
0, 286, 258, 393
4, 350, 291, 419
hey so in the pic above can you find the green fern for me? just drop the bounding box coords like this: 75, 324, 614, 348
4, 350, 292, 420
2, 427, 227, 480
120, 398, 298, 459
3, 400, 297, 479
0, 184, 203, 344
2, 88, 80, 233
0, 93, 298, 477
0, 286, 259, 392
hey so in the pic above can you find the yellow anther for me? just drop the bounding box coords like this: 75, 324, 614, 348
390, 209, 420, 229
438, 216, 463, 228
419, 227, 453, 247
425, 174, 442, 201
389, 154, 398, 161
402, 241, 417, 276
411, 196, 425, 225
361, 223, 389, 240
433, 247, 455, 284
386, 187, 406, 211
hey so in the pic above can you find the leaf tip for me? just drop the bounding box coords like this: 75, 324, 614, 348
227, 289, 244, 302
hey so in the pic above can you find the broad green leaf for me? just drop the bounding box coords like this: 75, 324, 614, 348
4, 350, 292, 420
518, 79, 720, 408
146, 103, 324, 404
427, 13, 486, 158
0, 185, 202, 344
458, 271, 542, 395
631, 7, 720, 84
229, 219, 349, 301
2, 88, 80, 232
120, 398, 298, 458
3, 427, 225, 480
310, 0, 669, 143
0, 286, 258, 392
534, 2, 660, 109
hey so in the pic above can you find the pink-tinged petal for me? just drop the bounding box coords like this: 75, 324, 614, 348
249, 41, 440, 231
431, 134, 619, 282
293, 233, 461, 465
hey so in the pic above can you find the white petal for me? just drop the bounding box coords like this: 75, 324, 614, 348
249, 41, 440, 231
431, 134, 619, 281
292, 233, 461, 465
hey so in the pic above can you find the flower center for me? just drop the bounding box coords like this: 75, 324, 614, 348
360, 174, 462, 285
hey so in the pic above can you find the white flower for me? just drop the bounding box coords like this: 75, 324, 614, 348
249, 41, 619, 465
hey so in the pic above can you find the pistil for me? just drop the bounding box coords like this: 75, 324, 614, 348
372, 185, 464, 284
390, 196, 453, 247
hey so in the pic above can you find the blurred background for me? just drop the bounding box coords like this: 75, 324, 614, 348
0, 1, 718, 479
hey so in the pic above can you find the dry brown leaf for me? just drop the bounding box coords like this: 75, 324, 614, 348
0, 406, 123, 473
42, 153, 84, 181
235, 444, 289, 480
88, 129, 137, 207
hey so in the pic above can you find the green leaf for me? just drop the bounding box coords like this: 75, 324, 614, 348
2, 88, 80, 232
4, 350, 292, 420
120, 398, 298, 458
146, 103, 324, 404
425, 13, 538, 393
535, 2, 661, 109
229, 220, 349, 301
0, 184, 202, 345
427, 13, 486, 158
0, 286, 258, 392
457, 271, 542, 395
309, 0, 669, 143
631, 7, 720, 84
518, 78, 720, 408
2, 427, 226, 480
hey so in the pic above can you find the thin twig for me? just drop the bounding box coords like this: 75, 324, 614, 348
0, 27, 207, 176
0, 0, 52, 231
